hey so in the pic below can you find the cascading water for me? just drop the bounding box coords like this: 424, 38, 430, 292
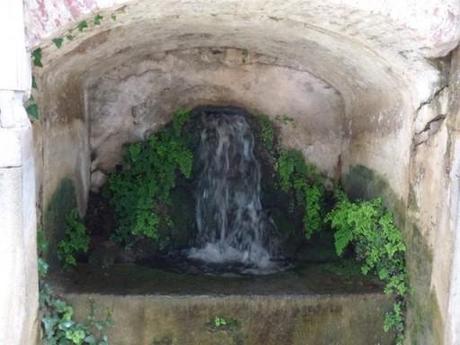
188, 110, 279, 271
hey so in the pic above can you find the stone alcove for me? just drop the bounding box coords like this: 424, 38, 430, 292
21, 1, 460, 344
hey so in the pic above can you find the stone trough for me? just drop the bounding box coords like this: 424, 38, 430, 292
54, 263, 393, 345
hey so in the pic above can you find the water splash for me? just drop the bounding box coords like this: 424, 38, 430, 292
188, 109, 278, 271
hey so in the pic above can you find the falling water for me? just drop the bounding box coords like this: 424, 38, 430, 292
188, 110, 278, 271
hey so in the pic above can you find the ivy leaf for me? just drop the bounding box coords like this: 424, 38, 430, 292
52, 37, 64, 48
32, 48, 43, 67
94, 14, 103, 25
77, 20, 88, 32
32, 76, 38, 89
26, 100, 39, 120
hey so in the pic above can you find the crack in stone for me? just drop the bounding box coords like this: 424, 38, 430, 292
414, 114, 447, 147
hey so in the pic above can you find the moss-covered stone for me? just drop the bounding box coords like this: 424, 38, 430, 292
66, 291, 394, 345
342, 165, 406, 224
404, 224, 443, 345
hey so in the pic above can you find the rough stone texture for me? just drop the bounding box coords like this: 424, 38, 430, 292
23, 1, 460, 344
65, 292, 393, 345
446, 47, 460, 345
0, 1, 38, 345
87, 47, 345, 185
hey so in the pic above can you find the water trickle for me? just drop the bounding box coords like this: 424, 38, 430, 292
188, 110, 279, 271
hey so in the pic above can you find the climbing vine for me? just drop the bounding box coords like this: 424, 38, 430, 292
106, 109, 193, 245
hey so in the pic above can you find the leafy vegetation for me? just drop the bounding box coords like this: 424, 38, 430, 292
77, 21, 89, 32
255, 114, 275, 153
57, 209, 90, 269
94, 14, 104, 25
32, 48, 43, 67
26, 97, 40, 120
276, 149, 326, 239
326, 191, 407, 344
107, 109, 193, 245
38, 231, 112, 345
52, 37, 64, 48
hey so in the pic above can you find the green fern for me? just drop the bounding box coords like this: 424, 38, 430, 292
57, 209, 90, 269
276, 149, 326, 238
326, 192, 407, 344
107, 109, 193, 245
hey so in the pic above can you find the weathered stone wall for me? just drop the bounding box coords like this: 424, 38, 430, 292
0, 1, 38, 345
65, 293, 393, 345
86, 47, 345, 191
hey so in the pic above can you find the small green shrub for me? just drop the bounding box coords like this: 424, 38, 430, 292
107, 109, 193, 245
209, 316, 239, 331
276, 149, 326, 238
326, 191, 407, 344
57, 209, 90, 269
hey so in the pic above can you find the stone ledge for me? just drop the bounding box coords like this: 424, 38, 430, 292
65, 291, 394, 345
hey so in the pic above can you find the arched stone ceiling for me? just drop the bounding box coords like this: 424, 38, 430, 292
28, 0, 460, 204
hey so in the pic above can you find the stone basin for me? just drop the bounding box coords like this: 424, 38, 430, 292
51, 262, 394, 345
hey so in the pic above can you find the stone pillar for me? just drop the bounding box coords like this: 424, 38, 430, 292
0, 1, 38, 345
447, 47, 460, 345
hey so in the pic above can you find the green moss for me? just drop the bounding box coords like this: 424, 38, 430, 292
342, 165, 406, 225
254, 114, 275, 153
404, 224, 444, 345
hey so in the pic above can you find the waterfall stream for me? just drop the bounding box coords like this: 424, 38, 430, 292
188, 110, 278, 271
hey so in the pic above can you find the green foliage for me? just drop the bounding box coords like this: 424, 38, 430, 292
26, 97, 40, 120
326, 191, 407, 344
57, 209, 90, 269
32, 76, 38, 89
276, 149, 326, 239
39, 233, 112, 345
210, 316, 239, 331
52, 37, 64, 48
32, 48, 43, 67
255, 114, 275, 153
40, 289, 112, 345
77, 21, 88, 32
107, 109, 193, 245
94, 14, 104, 25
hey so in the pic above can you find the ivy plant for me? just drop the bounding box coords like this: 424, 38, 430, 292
26, 97, 40, 120
326, 191, 407, 344
57, 209, 90, 269
38, 231, 112, 345
32, 48, 43, 67
107, 109, 193, 245
52, 37, 64, 48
